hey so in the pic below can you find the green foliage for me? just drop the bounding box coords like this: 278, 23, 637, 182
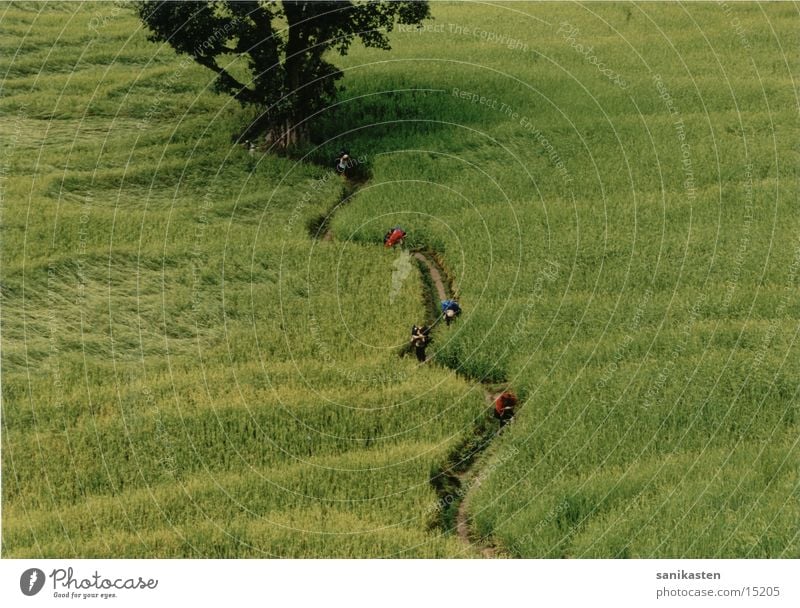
1, 2, 474, 558
135, 0, 430, 145
326, 2, 800, 557
3, 1, 798, 559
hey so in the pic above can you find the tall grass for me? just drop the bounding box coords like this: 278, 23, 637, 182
2, 1, 797, 558
1, 2, 483, 558
328, 1, 799, 557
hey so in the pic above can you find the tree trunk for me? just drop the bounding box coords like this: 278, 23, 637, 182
262, 121, 300, 151
282, 2, 306, 149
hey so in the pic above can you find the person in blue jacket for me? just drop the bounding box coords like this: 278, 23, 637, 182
441, 299, 461, 326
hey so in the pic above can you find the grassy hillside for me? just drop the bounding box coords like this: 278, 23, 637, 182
2, 1, 798, 558
1, 1, 482, 558
328, 2, 800, 557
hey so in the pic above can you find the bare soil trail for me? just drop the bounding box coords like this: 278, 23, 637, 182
312, 174, 511, 558
412, 252, 447, 302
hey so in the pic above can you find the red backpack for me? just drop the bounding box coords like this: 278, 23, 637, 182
495, 392, 517, 415
385, 228, 406, 248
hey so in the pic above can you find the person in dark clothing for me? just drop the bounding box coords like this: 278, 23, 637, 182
334, 148, 351, 174
494, 391, 517, 427
411, 324, 430, 362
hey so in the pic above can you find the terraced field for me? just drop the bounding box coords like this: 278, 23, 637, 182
2, 1, 798, 558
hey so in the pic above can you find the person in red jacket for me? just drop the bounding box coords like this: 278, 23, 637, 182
494, 391, 517, 427
384, 226, 406, 248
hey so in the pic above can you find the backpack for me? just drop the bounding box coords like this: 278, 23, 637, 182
441, 300, 460, 314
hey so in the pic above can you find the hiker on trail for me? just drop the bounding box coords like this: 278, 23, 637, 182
441, 299, 462, 326
334, 148, 351, 174
494, 391, 517, 427
384, 226, 406, 248
411, 324, 430, 362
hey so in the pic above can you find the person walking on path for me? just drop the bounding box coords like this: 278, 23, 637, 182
334, 148, 351, 174
441, 299, 462, 326
411, 324, 430, 362
494, 391, 517, 427
384, 226, 406, 248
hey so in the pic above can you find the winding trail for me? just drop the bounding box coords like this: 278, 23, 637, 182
413, 251, 507, 558
312, 173, 510, 558
412, 252, 446, 301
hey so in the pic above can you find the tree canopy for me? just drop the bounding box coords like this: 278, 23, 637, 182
137, 0, 430, 147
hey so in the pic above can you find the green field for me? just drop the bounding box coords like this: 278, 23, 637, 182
2, 1, 798, 558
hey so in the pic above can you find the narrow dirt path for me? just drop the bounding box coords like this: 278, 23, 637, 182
412, 250, 507, 557
314, 174, 509, 558
412, 252, 447, 302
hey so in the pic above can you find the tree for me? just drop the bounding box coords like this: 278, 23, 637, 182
136, 1, 430, 148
